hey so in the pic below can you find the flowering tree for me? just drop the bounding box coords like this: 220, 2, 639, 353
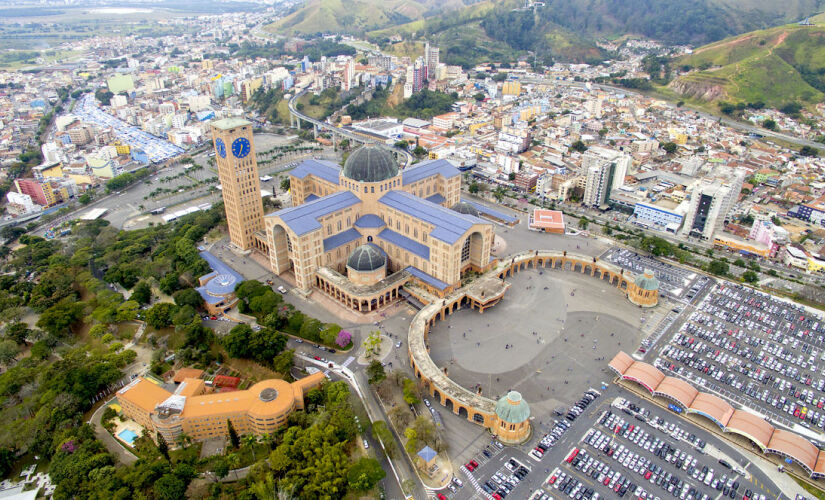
336, 330, 352, 348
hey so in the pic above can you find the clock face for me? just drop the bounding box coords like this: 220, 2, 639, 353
215, 137, 226, 158
232, 137, 251, 159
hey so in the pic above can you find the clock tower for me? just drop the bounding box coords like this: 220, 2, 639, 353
211, 118, 264, 251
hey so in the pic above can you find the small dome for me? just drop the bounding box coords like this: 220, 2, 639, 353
451, 201, 479, 217
635, 269, 660, 291
347, 244, 387, 272
495, 391, 531, 424
259, 388, 278, 402
342, 145, 399, 183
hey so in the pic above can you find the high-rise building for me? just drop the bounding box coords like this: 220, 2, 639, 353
682, 181, 731, 240
425, 42, 439, 81
211, 118, 264, 250
342, 58, 355, 91
581, 147, 630, 208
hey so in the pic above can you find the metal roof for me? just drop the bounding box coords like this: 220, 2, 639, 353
347, 243, 387, 272
196, 251, 243, 303
379, 190, 484, 244
323, 227, 362, 253
495, 391, 531, 424
463, 199, 520, 224
291, 159, 341, 186
353, 214, 385, 229
270, 191, 360, 236
378, 228, 429, 260
405, 265, 449, 290
402, 158, 460, 186
211, 117, 252, 130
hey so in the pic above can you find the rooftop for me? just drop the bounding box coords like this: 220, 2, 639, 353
291, 159, 341, 186
379, 190, 488, 245
210, 117, 252, 131
402, 158, 460, 186
270, 190, 360, 236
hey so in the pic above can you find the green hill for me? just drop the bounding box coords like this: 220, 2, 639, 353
264, 0, 475, 36
671, 24, 825, 107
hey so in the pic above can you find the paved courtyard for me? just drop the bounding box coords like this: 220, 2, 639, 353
427, 267, 645, 417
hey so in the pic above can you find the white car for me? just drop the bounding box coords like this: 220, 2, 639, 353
277, 286, 287, 294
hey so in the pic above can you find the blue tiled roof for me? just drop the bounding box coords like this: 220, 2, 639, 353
463, 199, 519, 224
416, 445, 437, 462
269, 191, 361, 236
405, 266, 450, 291
426, 193, 446, 204
304, 193, 319, 202
291, 159, 341, 185
196, 251, 243, 303
378, 228, 429, 260
323, 227, 362, 252
402, 158, 460, 186
379, 190, 483, 244
354, 214, 385, 229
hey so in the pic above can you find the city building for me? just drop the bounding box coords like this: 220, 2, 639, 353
582, 147, 630, 208
425, 42, 439, 82
632, 202, 685, 233
117, 372, 325, 445
196, 251, 243, 315
493, 391, 531, 444
211, 118, 265, 251
528, 209, 565, 234
13, 178, 56, 207
682, 181, 731, 240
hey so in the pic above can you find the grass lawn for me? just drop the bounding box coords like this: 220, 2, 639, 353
795, 477, 825, 500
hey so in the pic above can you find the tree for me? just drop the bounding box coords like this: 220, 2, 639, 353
347, 457, 386, 491
493, 186, 506, 202
0, 340, 19, 365
319, 323, 341, 345
227, 419, 240, 449
144, 302, 177, 329
5, 322, 30, 344
211, 457, 229, 483
242, 434, 259, 461
78, 193, 92, 205
272, 349, 294, 374
468, 181, 480, 194
173, 288, 203, 308
116, 300, 139, 322
800, 146, 820, 158
742, 270, 759, 284
299, 318, 322, 342
131, 281, 152, 305
578, 218, 589, 230
372, 421, 397, 458
335, 330, 352, 348
402, 378, 420, 405
367, 360, 386, 384
223, 323, 253, 358
569, 140, 587, 153
413, 145, 428, 158
762, 119, 777, 131
94, 89, 114, 105
280, 177, 291, 191
36, 299, 84, 337
707, 260, 729, 276
734, 258, 746, 268
157, 432, 170, 461
662, 142, 678, 154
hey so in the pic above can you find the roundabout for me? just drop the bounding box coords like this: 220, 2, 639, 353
405, 250, 658, 444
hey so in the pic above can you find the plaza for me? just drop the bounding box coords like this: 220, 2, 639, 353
426, 263, 645, 418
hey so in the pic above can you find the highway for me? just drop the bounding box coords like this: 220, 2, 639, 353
287, 90, 414, 166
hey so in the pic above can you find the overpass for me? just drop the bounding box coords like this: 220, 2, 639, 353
288, 90, 413, 166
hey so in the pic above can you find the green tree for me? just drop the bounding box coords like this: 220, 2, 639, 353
468, 181, 480, 194
272, 349, 294, 374
227, 419, 240, 449
662, 142, 678, 154
402, 378, 420, 405
78, 193, 92, 205
153, 473, 186, 499
212, 456, 229, 483
36, 299, 84, 337
347, 457, 386, 491
0, 340, 20, 365
280, 177, 290, 191
144, 302, 177, 329
569, 140, 587, 153
800, 146, 820, 157
223, 324, 254, 359
131, 281, 152, 305
157, 432, 170, 461
762, 119, 777, 131
742, 270, 759, 284
707, 260, 729, 276
5, 322, 30, 344
299, 318, 322, 342
367, 360, 386, 384
579, 218, 589, 230
173, 288, 203, 308
115, 300, 139, 322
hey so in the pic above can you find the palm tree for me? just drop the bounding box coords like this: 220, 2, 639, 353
175, 432, 192, 450
227, 452, 241, 481
242, 434, 259, 461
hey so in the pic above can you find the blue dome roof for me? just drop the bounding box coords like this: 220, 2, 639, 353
635, 269, 660, 291
346, 244, 387, 272
342, 145, 398, 182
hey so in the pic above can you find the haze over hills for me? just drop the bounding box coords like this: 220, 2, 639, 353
671, 23, 825, 108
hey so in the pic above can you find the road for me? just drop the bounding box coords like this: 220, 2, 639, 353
287, 90, 414, 166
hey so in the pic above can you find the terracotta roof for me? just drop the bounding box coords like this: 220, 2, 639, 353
176, 378, 206, 398
687, 393, 734, 426
118, 378, 172, 412
622, 363, 664, 392
173, 368, 204, 383
653, 376, 699, 408
767, 429, 819, 472
608, 351, 635, 376
725, 410, 774, 450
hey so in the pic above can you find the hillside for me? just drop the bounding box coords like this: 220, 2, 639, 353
264, 0, 478, 36
671, 24, 825, 107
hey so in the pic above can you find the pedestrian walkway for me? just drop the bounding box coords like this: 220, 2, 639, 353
458, 466, 493, 500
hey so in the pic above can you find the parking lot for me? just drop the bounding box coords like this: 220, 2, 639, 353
656, 282, 825, 440
602, 248, 713, 303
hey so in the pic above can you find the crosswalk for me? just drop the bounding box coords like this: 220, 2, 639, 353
459, 467, 493, 500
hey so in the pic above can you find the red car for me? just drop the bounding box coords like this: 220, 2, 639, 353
603, 477, 611, 485
465, 462, 475, 471
470, 460, 479, 468
313, 356, 321, 361
437, 494, 447, 500
209, 316, 217, 320
492, 494, 502, 500
549, 475, 557, 484
644, 471, 652, 480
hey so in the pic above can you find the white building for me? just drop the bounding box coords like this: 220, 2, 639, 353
6, 191, 42, 215
425, 42, 440, 81
581, 147, 630, 208
681, 181, 730, 240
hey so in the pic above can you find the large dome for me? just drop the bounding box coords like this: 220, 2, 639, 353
342, 145, 399, 183
495, 391, 531, 424
346, 244, 387, 272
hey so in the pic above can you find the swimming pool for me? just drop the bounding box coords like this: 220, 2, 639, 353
117, 429, 138, 446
